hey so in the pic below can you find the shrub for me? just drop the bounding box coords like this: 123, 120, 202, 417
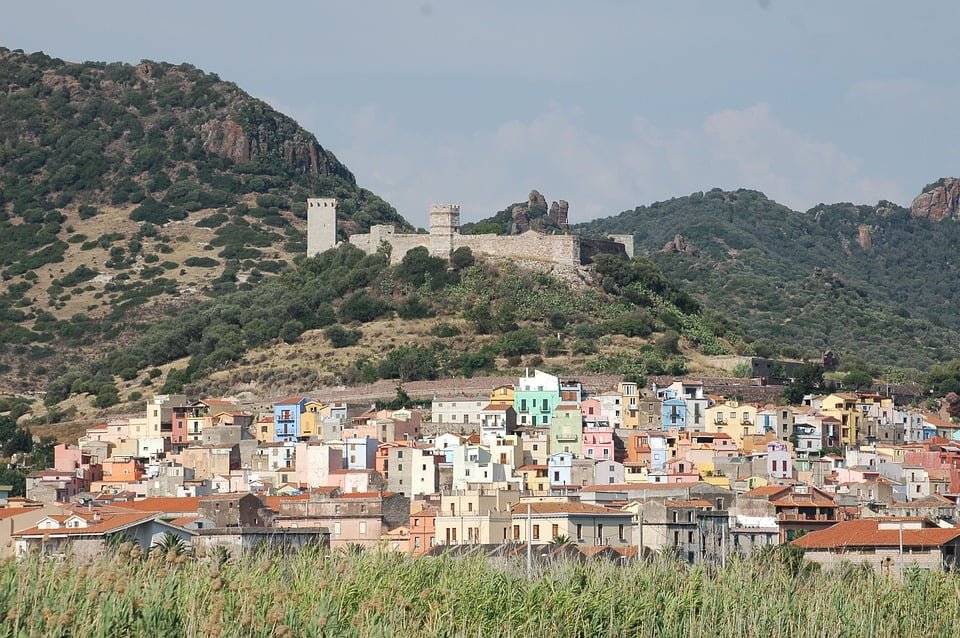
184, 256, 219, 268
325, 325, 361, 348
339, 292, 391, 323
431, 322, 461, 338
497, 329, 540, 357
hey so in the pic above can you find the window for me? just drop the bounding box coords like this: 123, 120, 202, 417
618, 524, 625, 541
514, 525, 521, 540
397, 464, 403, 472
334, 522, 341, 536
552, 524, 559, 539
451, 528, 457, 541
468, 502, 473, 512
335, 505, 341, 514
533, 525, 540, 540
359, 522, 367, 534
576, 524, 583, 540
397, 451, 403, 459
533, 444, 539, 451
688, 512, 693, 522
673, 511, 679, 523
414, 537, 421, 549
687, 531, 694, 543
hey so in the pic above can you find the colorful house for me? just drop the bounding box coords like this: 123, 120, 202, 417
550, 404, 584, 456
489, 385, 515, 408
515, 369, 560, 427
274, 396, 313, 442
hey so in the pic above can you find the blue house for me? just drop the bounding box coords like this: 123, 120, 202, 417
273, 396, 313, 442
660, 389, 687, 430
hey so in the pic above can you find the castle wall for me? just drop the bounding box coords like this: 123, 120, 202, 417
452, 231, 581, 267
348, 226, 431, 264
580, 238, 628, 264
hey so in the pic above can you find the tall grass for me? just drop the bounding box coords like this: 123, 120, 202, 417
0, 548, 957, 637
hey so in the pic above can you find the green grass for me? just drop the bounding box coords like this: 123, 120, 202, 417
1, 548, 958, 637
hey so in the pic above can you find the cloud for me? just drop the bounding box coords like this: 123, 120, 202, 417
334, 101, 904, 227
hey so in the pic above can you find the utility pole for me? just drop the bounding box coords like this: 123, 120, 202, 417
526, 503, 532, 578
898, 520, 904, 579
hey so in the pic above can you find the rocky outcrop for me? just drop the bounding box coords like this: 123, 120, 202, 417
510, 205, 531, 234
549, 200, 569, 229
200, 117, 344, 177
528, 189, 547, 213
911, 178, 960, 221
856, 224, 872, 250
662, 234, 697, 255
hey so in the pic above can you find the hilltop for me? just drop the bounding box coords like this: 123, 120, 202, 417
0, 47, 407, 393
576, 186, 960, 370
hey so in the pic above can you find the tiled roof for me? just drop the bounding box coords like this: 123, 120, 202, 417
14, 511, 157, 537
275, 396, 311, 405
793, 519, 960, 549
111, 497, 203, 514
510, 502, 629, 516
579, 482, 700, 493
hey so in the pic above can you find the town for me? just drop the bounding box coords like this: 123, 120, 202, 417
5, 367, 959, 572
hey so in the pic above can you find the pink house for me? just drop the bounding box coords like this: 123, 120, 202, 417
581, 399, 602, 424
582, 423, 615, 461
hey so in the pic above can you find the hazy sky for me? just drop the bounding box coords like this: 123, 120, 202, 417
4, 1, 958, 226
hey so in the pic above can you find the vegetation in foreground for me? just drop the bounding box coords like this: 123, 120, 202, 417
2, 548, 958, 637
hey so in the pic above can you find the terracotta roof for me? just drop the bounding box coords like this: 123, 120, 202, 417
510, 502, 629, 516
742, 485, 789, 498
166, 515, 200, 528
793, 519, 960, 549
411, 504, 438, 517
111, 497, 202, 514
14, 511, 158, 537
579, 482, 700, 492
334, 491, 396, 499
517, 464, 548, 471
262, 493, 311, 512
480, 404, 510, 412
275, 396, 311, 405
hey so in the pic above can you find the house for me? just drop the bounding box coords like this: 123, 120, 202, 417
509, 502, 633, 547
489, 385, 515, 408
630, 498, 722, 563
619, 381, 641, 429
515, 369, 560, 427
198, 493, 268, 528
387, 445, 441, 498
274, 490, 410, 550
550, 404, 583, 456
0, 501, 71, 558
479, 404, 517, 445
734, 484, 841, 542
409, 503, 437, 555
432, 396, 488, 427
273, 396, 313, 442
434, 488, 520, 546
793, 518, 960, 571
13, 509, 194, 560
659, 381, 709, 432
582, 421, 615, 461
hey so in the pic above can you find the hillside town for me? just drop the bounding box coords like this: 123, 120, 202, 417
4, 367, 959, 572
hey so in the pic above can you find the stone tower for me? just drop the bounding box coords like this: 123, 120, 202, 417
429, 204, 460, 258
306, 198, 337, 257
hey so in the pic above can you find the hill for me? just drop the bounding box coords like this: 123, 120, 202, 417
576, 186, 960, 371
39, 241, 735, 415
0, 47, 408, 393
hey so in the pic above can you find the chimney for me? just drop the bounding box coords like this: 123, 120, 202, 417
92, 510, 102, 523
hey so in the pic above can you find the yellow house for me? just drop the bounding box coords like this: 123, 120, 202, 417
619, 381, 641, 429
819, 393, 864, 446
489, 385, 515, 408
705, 400, 759, 448
299, 400, 326, 439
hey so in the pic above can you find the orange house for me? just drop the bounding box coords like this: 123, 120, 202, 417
409, 503, 437, 555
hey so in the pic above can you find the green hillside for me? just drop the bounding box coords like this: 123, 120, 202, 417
576, 188, 960, 370
0, 47, 408, 393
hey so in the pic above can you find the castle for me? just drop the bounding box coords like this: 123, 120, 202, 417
306, 198, 634, 267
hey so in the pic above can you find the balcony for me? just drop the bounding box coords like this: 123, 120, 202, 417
777, 513, 836, 522
555, 431, 578, 442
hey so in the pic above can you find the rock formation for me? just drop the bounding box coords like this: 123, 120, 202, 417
662, 234, 697, 255
549, 200, 569, 229
910, 178, 960, 221
856, 224, 872, 251
510, 205, 531, 234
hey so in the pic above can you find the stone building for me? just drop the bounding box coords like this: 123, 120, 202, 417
307, 200, 634, 267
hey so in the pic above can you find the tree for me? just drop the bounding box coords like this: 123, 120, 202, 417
279, 320, 304, 344
783, 363, 825, 405
731, 362, 752, 379
0, 415, 17, 444
450, 246, 475, 269
496, 329, 541, 357
3, 428, 33, 456
842, 370, 874, 390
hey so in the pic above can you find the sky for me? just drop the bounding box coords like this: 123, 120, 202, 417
4, 1, 959, 227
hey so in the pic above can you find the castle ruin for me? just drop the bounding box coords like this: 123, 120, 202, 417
306, 199, 634, 267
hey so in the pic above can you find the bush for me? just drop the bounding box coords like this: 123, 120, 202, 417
450, 246, 475, 269
497, 329, 541, 357
325, 324, 361, 348
543, 336, 564, 357
339, 292, 391, 323
377, 345, 438, 381
184, 257, 219, 268
279, 320, 303, 344
431, 322, 461, 338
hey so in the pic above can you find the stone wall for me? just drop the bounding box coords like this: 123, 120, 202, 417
452, 231, 581, 267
